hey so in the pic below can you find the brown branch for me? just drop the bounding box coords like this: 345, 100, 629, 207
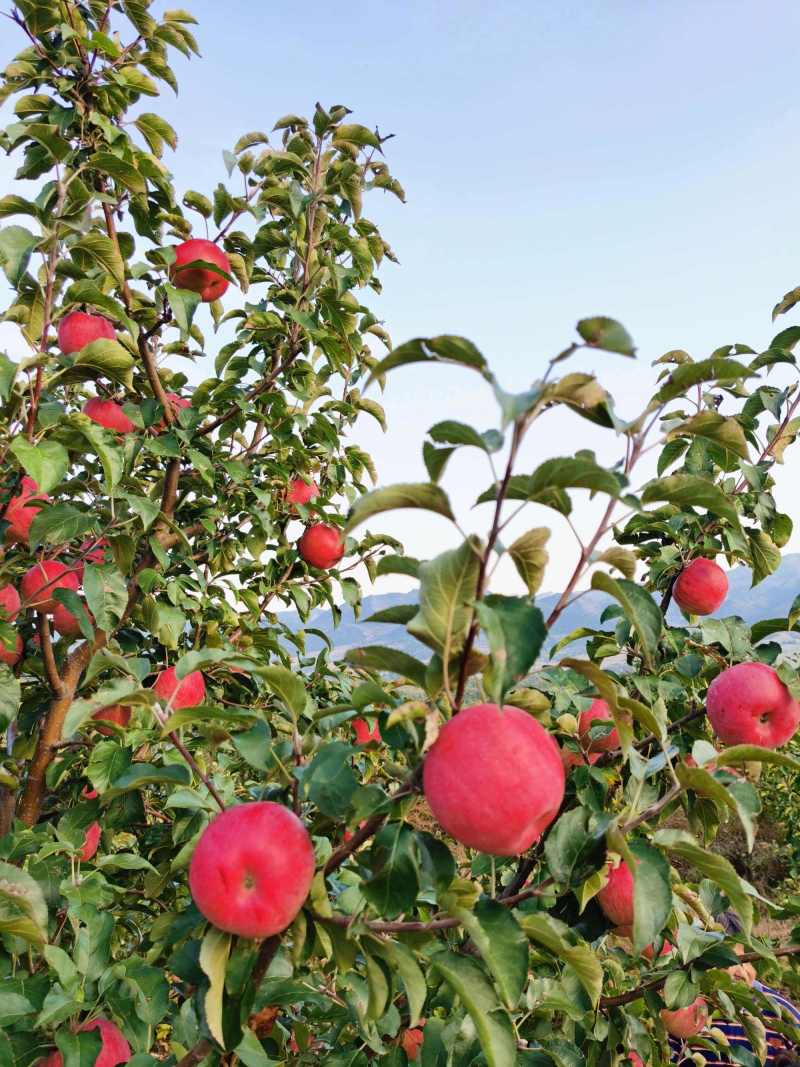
250, 935, 281, 987
621, 783, 682, 833
174, 1039, 212, 1067
37, 614, 64, 696
151, 703, 225, 813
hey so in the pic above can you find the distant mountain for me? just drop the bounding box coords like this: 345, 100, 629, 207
277, 554, 800, 658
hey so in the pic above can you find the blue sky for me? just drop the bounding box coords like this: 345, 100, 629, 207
4, 1, 800, 596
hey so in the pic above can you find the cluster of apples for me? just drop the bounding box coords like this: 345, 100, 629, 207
286, 476, 346, 571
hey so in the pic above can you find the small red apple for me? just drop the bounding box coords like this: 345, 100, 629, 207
91, 705, 132, 735
707, 662, 800, 748
57, 311, 116, 355
0, 583, 20, 619
352, 717, 381, 744
189, 801, 315, 938
152, 666, 206, 709
287, 477, 320, 508
560, 745, 600, 772
661, 997, 709, 1038
401, 1028, 425, 1061
298, 523, 345, 569
21, 560, 80, 613
578, 698, 619, 754
423, 703, 565, 856
597, 857, 634, 926
82, 785, 98, 800
3, 477, 48, 545
625, 1054, 644, 1067
170, 238, 231, 301
642, 937, 673, 960
673, 557, 728, 616
83, 397, 135, 435
79, 822, 101, 861
154, 392, 191, 431
40, 1018, 131, 1067
0, 633, 23, 667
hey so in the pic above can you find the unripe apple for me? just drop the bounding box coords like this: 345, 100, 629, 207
83, 397, 135, 435
673, 558, 728, 616
298, 523, 345, 569
40, 1018, 131, 1067
0, 633, 23, 667
189, 801, 315, 937
3, 476, 48, 545
79, 822, 101, 861
352, 717, 381, 744
0, 583, 20, 619
287, 477, 320, 508
423, 703, 565, 855
57, 310, 116, 355
579, 698, 619, 753
170, 238, 231, 301
661, 997, 709, 1038
597, 857, 634, 926
21, 560, 80, 613
152, 666, 206, 709
707, 661, 800, 748
92, 704, 132, 736
154, 392, 191, 431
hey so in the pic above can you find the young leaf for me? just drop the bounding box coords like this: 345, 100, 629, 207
576, 316, 635, 356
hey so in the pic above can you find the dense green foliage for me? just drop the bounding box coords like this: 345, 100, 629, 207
2, 4, 800, 1067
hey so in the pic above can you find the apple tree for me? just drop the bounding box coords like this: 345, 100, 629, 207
2, 4, 800, 1067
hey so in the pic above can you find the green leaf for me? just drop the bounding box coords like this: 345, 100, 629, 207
103, 762, 192, 800
366, 335, 489, 386
164, 283, 201, 338
559, 659, 639, 752
523, 455, 626, 498
0, 225, 38, 285
333, 123, 381, 148
89, 152, 147, 196
343, 646, 428, 689
773, 284, 800, 320
72, 417, 125, 492
642, 473, 742, 534
260, 664, 308, 720
428, 420, 503, 453
475, 595, 546, 705
63, 679, 152, 737
476, 476, 572, 514
713, 745, 800, 771
199, 926, 231, 1049
305, 741, 358, 818
83, 564, 128, 632
0, 860, 48, 946
667, 412, 749, 460
507, 527, 550, 594
28, 504, 93, 550
629, 840, 672, 954
455, 900, 528, 1009
589, 572, 662, 668
345, 483, 455, 533
362, 823, 420, 919
429, 950, 517, 1067
54, 1029, 102, 1067
72, 231, 126, 288
9, 437, 69, 493
518, 913, 603, 1008
544, 807, 613, 886
0, 353, 16, 402
134, 112, 178, 153
593, 546, 637, 579
369, 938, 426, 1027
576, 316, 635, 356
747, 530, 781, 586
407, 537, 482, 655
655, 357, 751, 403
0, 667, 21, 730
70, 338, 135, 388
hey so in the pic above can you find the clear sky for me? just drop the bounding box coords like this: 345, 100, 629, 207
3, 1, 800, 598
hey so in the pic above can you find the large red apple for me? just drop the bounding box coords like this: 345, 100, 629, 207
189, 801, 315, 938
298, 523, 344, 569
578, 698, 619, 754
79, 822, 101, 861
0, 584, 20, 619
352, 717, 381, 744
287, 477, 320, 508
92, 705, 132, 735
0, 633, 23, 667
57, 311, 116, 355
661, 997, 708, 1038
706, 662, 800, 748
21, 560, 80, 613
3, 477, 48, 545
597, 857, 634, 926
423, 703, 565, 855
39, 1018, 131, 1067
170, 238, 231, 302
673, 557, 728, 616
83, 397, 135, 435
152, 666, 206, 709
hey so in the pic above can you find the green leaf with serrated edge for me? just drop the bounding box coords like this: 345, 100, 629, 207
333, 123, 381, 148
305, 741, 358, 817
63, 679, 153, 738
364, 604, 417, 625
475, 595, 546, 705
518, 913, 603, 1008
628, 839, 672, 954
508, 527, 549, 594
593, 546, 637, 579
747, 530, 781, 586
455, 900, 528, 1009
362, 823, 419, 919
72, 417, 125, 492
163, 282, 201, 338
344, 646, 428, 688
72, 231, 126, 287
369, 938, 426, 1027
407, 537, 481, 655
375, 554, 420, 578
199, 926, 230, 1048
576, 316, 635, 356
475, 476, 572, 513
365, 335, 488, 387
429, 950, 517, 1067
590, 572, 662, 668
667, 412, 749, 459
260, 664, 307, 719
652, 829, 753, 936
544, 807, 613, 886
28, 505, 93, 550
345, 482, 454, 533
0, 666, 21, 729
83, 563, 128, 632
9, 437, 69, 493
69, 339, 135, 387
654, 358, 752, 403
102, 762, 192, 800
558, 659, 635, 752
174, 647, 255, 679
525, 455, 626, 498
713, 745, 800, 771
0, 225, 38, 285
0, 860, 48, 945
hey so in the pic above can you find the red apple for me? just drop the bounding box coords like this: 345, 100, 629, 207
673, 557, 728, 616
170, 238, 231, 302
423, 703, 565, 856
287, 477, 320, 508
82, 785, 98, 800
661, 997, 709, 1038
3, 477, 48, 545
152, 666, 206, 709
401, 1028, 425, 1061
706, 662, 800, 748
298, 523, 344, 569
154, 392, 191, 431
57, 311, 116, 355
79, 822, 101, 861
352, 717, 381, 744
52, 600, 93, 638
83, 397, 135, 435
0, 583, 20, 619
624, 1054, 643, 1067
578, 698, 619, 754
643, 937, 673, 961
560, 744, 600, 772
0, 633, 23, 667
91, 705, 132, 735
40, 1018, 131, 1067
21, 560, 80, 613
189, 801, 315, 938
597, 857, 634, 926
